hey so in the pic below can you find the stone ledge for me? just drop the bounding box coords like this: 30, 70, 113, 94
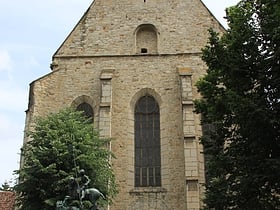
53, 52, 203, 59
100, 69, 115, 79
186, 177, 199, 181
100, 102, 111, 107
129, 187, 167, 194
182, 100, 193, 105
178, 67, 193, 76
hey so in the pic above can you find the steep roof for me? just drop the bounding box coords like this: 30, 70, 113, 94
0, 191, 16, 210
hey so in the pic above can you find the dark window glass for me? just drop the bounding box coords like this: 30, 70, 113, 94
135, 95, 161, 187
76, 102, 94, 123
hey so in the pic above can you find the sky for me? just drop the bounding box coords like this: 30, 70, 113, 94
0, 0, 239, 186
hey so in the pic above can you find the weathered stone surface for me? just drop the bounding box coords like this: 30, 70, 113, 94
23, 0, 224, 209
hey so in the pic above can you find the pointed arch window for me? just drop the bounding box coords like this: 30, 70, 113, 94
76, 102, 94, 123
135, 95, 161, 187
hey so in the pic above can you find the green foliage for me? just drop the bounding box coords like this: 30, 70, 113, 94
195, 0, 280, 209
0, 180, 14, 191
14, 108, 118, 210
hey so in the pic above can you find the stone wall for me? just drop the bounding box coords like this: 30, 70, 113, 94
23, 0, 224, 209
54, 0, 223, 57
26, 54, 205, 209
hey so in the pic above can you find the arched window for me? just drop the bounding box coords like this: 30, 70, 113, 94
76, 102, 94, 123
136, 24, 158, 54
134, 95, 161, 187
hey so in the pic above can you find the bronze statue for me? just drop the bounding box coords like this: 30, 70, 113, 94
56, 169, 105, 210
77, 169, 91, 200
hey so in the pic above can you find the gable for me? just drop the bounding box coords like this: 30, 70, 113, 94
53, 0, 224, 61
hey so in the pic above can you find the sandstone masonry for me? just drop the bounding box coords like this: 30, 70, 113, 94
23, 0, 224, 209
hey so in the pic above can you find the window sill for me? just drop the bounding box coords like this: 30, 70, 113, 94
129, 187, 167, 194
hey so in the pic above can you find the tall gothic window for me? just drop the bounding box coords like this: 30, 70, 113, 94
76, 102, 94, 123
135, 95, 161, 187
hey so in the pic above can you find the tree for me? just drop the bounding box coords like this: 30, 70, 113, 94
0, 180, 13, 191
14, 108, 118, 210
195, 0, 280, 209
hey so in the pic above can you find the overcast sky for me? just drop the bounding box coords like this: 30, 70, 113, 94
0, 0, 239, 185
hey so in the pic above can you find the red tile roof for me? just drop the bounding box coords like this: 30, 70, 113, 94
0, 191, 16, 210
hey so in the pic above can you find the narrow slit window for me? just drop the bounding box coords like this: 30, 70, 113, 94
141, 48, 148, 53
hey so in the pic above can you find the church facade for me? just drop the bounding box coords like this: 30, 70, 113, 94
23, 0, 224, 209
